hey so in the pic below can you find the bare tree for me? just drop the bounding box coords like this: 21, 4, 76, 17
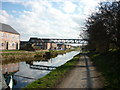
85, 1, 120, 52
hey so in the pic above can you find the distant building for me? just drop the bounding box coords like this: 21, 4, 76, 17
20, 37, 72, 51
20, 41, 29, 50
29, 37, 50, 50
66, 45, 72, 49
57, 43, 65, 50
0, 23, 20, 50
29, 38, 58, 50
50, 43, 57, 50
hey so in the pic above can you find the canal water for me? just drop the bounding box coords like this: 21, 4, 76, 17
2, 51, 79, 88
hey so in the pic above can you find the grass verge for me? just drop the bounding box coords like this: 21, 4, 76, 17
25, 53, 80, 88
88, 50, 120, 89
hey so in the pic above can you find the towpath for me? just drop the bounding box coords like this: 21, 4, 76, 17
57, 55, 103, 88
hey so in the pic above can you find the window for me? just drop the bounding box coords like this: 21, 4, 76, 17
1, 43, 4, 46
6, 34, 9, 38
12, 35, 14, 38
40, 43, 42, 45
1, 33, 4, 37
31, 40, 35, 42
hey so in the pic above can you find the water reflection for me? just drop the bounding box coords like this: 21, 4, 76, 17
2, 63, 19, 89
2, 63, 19, 74
14, 62, 50, 88
26, 59, 50, 65
26, 59, 56, 71
1, 51, 79, 88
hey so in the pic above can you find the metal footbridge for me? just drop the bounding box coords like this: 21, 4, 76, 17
29, 38, 87, 44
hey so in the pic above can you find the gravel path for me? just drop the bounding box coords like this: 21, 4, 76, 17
57, 55, 103, 88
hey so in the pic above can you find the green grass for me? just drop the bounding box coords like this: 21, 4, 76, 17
88, 50, 120, 89
1, 50, 26, 52
25, 53, 80, 88
1, 52, 35, 58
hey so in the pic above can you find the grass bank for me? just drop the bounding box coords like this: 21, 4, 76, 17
49, 49, 76, 58
1, 49, 76, 64
88, 50, 120, 89
25, 53, 80, 88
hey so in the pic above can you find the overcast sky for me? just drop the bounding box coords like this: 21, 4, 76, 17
0, 0, 107, 41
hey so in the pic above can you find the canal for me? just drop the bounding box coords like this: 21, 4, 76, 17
2, 51, 79, 88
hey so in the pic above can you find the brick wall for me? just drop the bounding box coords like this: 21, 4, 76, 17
0, 31, 20, 50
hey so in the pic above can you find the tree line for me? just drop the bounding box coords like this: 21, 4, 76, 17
85, 1, 120, 52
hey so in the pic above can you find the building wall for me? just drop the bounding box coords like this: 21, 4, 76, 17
46, 43, 57, 50
0, 31, 20, 50
47, 43, 51, 50
51, 43, 57, 50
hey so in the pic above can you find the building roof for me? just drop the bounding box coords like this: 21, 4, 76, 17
0, 23, 20, 35
29, 37, 51, 43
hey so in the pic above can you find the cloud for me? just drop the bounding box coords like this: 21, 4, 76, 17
0, 0, 107, 41
63, 1, 77, 13
0, 10, 13, 23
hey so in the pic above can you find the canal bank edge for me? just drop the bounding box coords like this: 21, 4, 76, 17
25, 53, 80, 88
1, 49, 76, 64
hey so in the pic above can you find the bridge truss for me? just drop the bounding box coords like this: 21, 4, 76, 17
29, 38, 87, 44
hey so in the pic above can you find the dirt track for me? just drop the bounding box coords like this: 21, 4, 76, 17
57, 55, 103, 88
